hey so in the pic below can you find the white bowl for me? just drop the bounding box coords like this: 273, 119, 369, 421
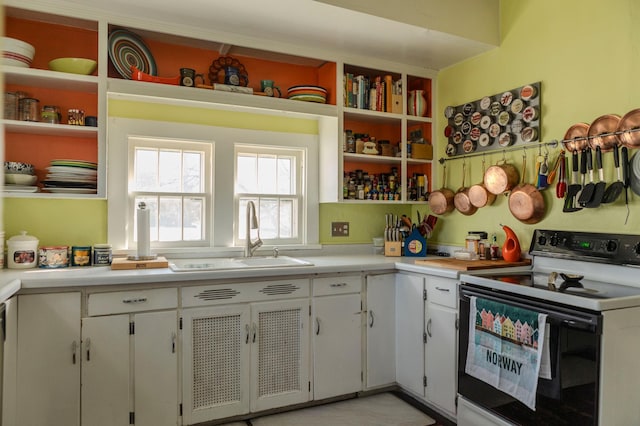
2, 37, 35, 68
5, 173, 37, 185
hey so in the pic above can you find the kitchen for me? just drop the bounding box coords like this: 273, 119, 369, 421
3, 0, 640, 425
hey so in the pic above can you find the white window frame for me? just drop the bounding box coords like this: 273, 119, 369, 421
107, 114, 320, 255
234, 144, 305, 247
127, 136, 213, 248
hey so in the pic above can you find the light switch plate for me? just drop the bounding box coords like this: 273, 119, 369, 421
331, 222, 349, 237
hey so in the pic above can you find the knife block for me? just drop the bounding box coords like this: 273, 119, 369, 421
384, 241, 402, 257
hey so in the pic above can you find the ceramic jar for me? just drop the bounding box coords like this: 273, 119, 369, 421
7, 231, 39, 269
408, 90, 428, 117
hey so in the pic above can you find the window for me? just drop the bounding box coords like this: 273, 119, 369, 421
128, 137, 212, 248
235, 145, 304, 246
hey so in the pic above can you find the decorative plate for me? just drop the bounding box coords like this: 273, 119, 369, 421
209, 56, 248, 86
108, 29, 157, 79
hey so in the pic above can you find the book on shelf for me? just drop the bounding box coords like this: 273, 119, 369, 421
344, 72, 399, 112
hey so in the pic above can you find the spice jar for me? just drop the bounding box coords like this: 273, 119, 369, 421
93, 244, 112, 265
68, 108, 85, 125
19, 97, 40, 122
41, 105, 61, 124
465, 234, 480, 255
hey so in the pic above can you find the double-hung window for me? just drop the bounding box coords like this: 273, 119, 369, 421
235, 145, 304, 246
128, 137, 212, 248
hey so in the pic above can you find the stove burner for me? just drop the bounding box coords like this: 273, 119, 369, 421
559, 273, 585, 292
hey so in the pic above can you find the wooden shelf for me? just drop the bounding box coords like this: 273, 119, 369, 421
3, 66, 99, 93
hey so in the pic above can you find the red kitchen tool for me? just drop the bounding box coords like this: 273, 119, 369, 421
556, 151, 567, 198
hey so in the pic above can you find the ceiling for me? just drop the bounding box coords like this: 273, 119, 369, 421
56, 0, 500, 70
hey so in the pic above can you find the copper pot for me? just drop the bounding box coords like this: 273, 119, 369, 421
468, 158, 497, 208
508, 154, 545, 224
588, 114, 621, 152
454, 162, 477, 216
563, 122, 590, 153
616, 108, 640, 148
484, 159, 519, 195
428, 163, 455, 215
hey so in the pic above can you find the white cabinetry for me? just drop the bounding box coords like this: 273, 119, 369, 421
3, 293, 81, 426
83, 288, 179, 426
395, 273, 425, 397
365, 273, 396, 389
181, 279, 310, 424
312, 275, 362, 400
424, 276, 458, 417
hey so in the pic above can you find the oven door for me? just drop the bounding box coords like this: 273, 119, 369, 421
458, 284, 602, 426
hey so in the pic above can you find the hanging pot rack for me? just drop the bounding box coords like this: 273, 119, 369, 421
438, 127, 640, 164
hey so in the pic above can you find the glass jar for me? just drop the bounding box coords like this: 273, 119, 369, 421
19, 97, 40, 122
41, 105, 60, 124
346, 130, 355, 153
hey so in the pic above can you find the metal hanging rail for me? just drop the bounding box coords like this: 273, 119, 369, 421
438, 127, 640, 164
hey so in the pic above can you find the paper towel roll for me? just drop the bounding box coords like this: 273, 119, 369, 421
137, 202, 151, 257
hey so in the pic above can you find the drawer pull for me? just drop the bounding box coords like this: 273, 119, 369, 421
245, 324, 250, 344
369, 310, 375, 328
85, 338, 91, 362
122, 297, 148, 304
427, 318, 432, 337
72, 340, 78, 365
329, 283, 347, 288
315, 318, 321, 335
171, 332, 177, 353
435, 287, 450, 292
252, 323, 257, 343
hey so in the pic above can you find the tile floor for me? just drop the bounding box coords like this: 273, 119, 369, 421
219, 392, 442, 426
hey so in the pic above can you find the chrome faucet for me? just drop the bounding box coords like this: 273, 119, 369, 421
244, 201, 263, 257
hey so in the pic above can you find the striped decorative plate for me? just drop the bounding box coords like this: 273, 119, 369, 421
108, 29, 157, 79
288, 85, 327, 103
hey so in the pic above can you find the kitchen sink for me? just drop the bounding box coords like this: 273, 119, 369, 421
169, 256, 313, 272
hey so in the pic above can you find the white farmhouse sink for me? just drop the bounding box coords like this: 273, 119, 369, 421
169, 256, 313, 272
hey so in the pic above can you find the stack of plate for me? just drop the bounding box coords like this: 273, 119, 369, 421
43, 159, 97, 194
287, 85, 327, 103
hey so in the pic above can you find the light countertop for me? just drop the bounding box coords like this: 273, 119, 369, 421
0, 254, 463, 302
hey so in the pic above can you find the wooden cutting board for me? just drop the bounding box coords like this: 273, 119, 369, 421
111, 256, 169, 270
414, 258, 531, 271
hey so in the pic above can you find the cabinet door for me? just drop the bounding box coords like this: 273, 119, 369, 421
395, 274, 425, 397
134, 311, 179, 426
13, 293, 81, 426
313, 294, 362, 400
425, 303, 458, 415
182, 305, 251, 425
366, 274, 396, 388
81, 315, 131, 426
250, 299, 310, 412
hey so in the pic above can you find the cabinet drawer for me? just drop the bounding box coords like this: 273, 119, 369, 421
313, 275, 361, 296
427, 276, 457, 309
182, 278, 310, 307
88, 288, 178, 316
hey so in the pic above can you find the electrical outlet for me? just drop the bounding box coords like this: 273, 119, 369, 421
331, 222, 349, 237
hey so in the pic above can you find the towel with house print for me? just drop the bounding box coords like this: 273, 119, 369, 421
465, 296, 547, 410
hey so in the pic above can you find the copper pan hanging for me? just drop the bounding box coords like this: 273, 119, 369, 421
562, 122, 590, 153
616, 108, 640, 148
588, 114, 621, 152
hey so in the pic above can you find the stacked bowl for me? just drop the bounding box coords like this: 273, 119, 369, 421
2, 37, 35, 68
287, 85, 327, 103
4, 161, 38, 192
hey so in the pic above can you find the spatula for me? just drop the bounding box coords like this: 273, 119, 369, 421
585, 146, 606, 208
563, 151, 582, 212
578, 149, 595, 207
602, 143, 624, 203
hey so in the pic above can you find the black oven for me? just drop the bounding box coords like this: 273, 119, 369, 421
458, 284, 602, 426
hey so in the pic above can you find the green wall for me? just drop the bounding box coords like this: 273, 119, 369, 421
431, 0, 640, 250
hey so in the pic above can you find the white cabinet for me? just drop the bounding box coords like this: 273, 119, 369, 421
83, 290, 179, 426
424, 276, 458, 416
312, 275, 362, 400
395, 273, 425, 397
365, 274, 396, 389
4, 293, 81, 426
181, 279, 311, 424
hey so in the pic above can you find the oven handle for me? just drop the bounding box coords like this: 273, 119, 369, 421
460, 285, 601, 332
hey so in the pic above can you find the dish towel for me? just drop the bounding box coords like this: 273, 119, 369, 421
465, 296, 547, 410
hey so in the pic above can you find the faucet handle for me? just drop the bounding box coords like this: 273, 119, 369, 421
273, 247, 279, 258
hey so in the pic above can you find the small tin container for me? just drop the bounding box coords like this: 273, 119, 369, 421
20, 97, 40, 122
71, 246, 92, 266
67, 108, 85, 125
39, 246, 69, 268
93, 244, 112, 266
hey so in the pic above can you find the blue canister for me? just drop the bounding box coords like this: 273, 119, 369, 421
71, 246, 92, 266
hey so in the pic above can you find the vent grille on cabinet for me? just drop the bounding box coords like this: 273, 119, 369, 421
259, 283, 300, 296
194, 288, 241, 301
257, 308, 301, 397
191, 314, 242, 409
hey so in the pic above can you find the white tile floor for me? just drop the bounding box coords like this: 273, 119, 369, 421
220, 393, 436, 426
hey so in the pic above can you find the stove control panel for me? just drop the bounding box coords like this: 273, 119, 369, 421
531, 229, 640, 265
